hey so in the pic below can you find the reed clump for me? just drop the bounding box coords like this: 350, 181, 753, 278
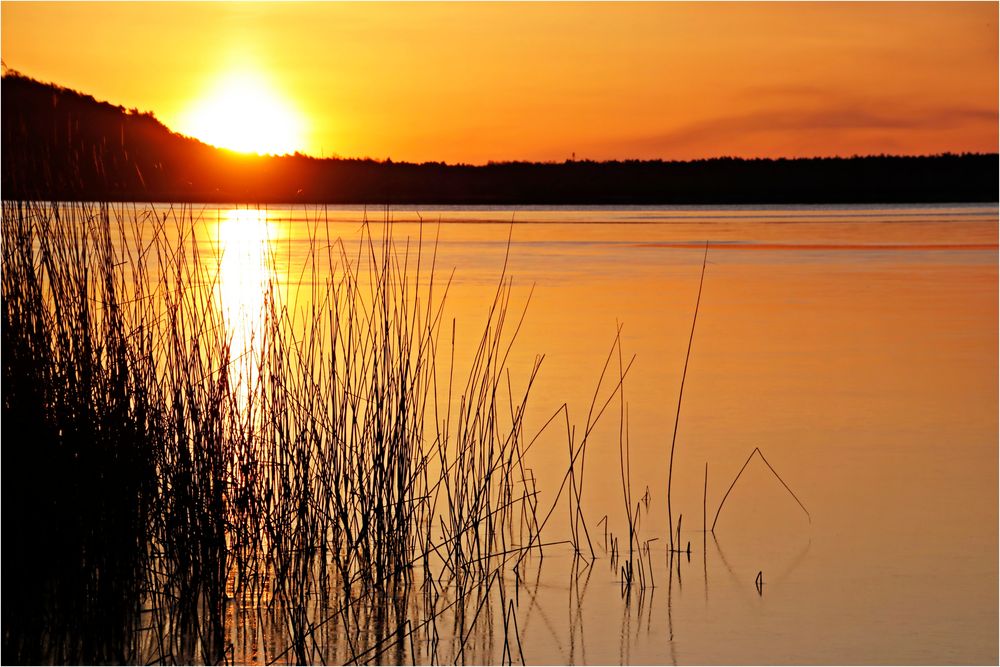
3, 201, 156, 663
1, 201, 553, 664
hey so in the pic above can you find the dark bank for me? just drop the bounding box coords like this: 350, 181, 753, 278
3, 72, 997, 206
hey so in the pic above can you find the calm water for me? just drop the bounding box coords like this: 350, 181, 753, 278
139, 203, 999, 663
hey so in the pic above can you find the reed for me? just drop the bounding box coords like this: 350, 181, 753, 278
0, 200, 560, 664
2, 201, 157, 663
2, 200, 736, 664
711, 446, 810, 533
666, 242, 709, 551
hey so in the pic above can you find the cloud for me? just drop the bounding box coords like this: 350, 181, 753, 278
618, 101, 998, 157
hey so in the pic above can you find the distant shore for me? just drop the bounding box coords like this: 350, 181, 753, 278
3, 73, 998, 205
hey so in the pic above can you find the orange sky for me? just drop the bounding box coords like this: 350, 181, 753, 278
2, 2, 997, 163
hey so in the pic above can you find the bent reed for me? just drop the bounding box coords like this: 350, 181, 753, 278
2, 201, 565, 665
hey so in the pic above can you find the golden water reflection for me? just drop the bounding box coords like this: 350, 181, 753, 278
215, 208, 275, 404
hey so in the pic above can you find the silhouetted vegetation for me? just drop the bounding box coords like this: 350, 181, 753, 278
3, 72, 997, 205
2, 200, 571, 663
4, 196, 680, 663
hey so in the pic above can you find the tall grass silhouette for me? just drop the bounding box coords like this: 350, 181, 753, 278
2, 201, 562, 664
2, 200, 744, 664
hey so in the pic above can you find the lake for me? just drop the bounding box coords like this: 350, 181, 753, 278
8, 202, 998, 664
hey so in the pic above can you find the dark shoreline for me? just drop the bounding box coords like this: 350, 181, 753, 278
4, 73, 999, 206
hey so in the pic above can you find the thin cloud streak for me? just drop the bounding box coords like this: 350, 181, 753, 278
614, 102, 998, 159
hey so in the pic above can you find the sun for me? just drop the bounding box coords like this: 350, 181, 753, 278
179, 71, 305, 156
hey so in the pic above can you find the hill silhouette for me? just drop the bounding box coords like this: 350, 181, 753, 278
2, 72, 997, 204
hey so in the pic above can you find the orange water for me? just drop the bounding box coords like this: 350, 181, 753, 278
156, 203, 999, 664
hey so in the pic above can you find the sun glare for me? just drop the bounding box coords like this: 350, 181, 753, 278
180, 72, 304, 155
215, 208, 274, 404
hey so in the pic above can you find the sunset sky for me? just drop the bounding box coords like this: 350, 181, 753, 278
2, 2, 997, 163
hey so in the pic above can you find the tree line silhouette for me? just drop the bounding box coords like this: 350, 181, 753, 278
3, 72, 997, 204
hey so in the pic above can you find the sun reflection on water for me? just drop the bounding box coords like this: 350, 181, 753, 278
215, 208, 274, 404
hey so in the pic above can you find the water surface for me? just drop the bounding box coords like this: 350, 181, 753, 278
143, 203, 1000, 663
